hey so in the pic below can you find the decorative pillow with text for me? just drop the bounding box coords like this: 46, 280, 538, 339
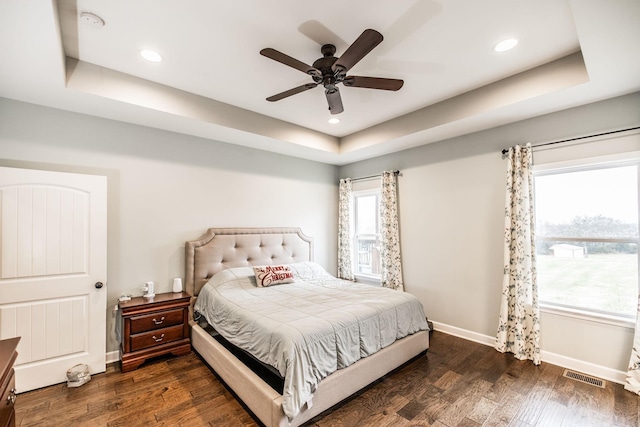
253, 265, 295, 287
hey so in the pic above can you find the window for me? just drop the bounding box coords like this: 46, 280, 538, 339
353, 190, 382, 281
534, 162, 639, 319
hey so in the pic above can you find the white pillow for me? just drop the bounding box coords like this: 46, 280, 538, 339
253, 265, 295, 287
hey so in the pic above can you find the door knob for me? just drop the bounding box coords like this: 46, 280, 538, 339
95, 282, 104, 289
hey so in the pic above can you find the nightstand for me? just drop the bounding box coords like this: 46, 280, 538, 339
119, 292, 191, 372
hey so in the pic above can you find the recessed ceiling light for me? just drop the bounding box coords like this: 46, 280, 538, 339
140, 49, 163, 62
493, 38, 519, 53
328, 118, 340, 124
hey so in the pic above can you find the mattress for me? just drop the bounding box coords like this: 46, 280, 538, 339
193, 261, 429, 420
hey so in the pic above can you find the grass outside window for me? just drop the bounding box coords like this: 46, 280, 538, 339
537, 252, 637, 318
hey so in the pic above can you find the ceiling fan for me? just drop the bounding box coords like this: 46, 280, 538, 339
260, 29, 404, 115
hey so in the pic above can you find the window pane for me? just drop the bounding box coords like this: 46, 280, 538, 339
356, 236, 381, 275
535, 163, 639, 318
535, 166, 638, 238
537, 241, 637, 317
356, 195, 377, 234
353, 193, 381, 278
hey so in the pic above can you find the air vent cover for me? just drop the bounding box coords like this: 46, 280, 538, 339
562, 369, 605, 388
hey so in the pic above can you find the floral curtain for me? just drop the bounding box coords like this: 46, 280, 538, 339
338, 178, 354, 281
379, 171, 404, 291
495, 144, 541, 365
625, 299, 640, 393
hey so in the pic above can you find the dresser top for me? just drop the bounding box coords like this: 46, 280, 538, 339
0, 337, 20, 377
119, 292, 191, 310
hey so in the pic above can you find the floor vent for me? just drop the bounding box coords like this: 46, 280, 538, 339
562, 369, 605, 388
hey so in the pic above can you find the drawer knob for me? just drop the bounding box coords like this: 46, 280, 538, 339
152, 334, 165, 342
7, 388, 16, 404
152, 316, 165, 325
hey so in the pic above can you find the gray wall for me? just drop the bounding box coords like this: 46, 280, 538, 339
0, 98, 339, 354
340, 92, 640, 376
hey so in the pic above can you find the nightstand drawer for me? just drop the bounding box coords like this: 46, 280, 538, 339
130, 324, 184, 351
130, 308, 184, 334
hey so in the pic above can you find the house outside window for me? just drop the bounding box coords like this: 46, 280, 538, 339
534, 161, 639, 320
353, 189, 382, 282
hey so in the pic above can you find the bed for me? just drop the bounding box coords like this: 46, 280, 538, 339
185, 227, 430, 427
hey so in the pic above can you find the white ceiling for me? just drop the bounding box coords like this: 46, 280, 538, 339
1, 1, 639, 165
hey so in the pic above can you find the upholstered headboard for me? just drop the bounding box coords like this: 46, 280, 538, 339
185, 227, 314, 298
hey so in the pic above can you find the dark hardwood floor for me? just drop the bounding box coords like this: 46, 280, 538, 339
14, 331, 639, 426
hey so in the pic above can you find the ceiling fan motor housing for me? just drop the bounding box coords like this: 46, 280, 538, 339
312, 44, 345, 86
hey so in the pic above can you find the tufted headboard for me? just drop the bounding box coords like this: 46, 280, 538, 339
185, 227, 314, 298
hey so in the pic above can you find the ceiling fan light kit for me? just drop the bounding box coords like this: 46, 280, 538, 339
260, 29, 404, 115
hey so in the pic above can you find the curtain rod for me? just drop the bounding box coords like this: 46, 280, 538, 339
348, 170, 400, 182
500, 126, 640, 155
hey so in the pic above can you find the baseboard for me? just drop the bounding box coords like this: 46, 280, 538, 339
431, 321, 627, 385
432, 321, 495, 347
106, 350, 120, 365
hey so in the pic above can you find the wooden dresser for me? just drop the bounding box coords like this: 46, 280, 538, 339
0, 338, 19, 427
119, 292, 191, 372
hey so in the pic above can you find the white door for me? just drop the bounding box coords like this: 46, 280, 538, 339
0, 167, 107, 392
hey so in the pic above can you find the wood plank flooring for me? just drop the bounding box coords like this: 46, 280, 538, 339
14, 331, 639, 426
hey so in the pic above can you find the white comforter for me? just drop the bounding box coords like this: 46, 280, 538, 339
193, 261, 429, 420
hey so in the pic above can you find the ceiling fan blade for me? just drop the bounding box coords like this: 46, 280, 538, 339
332, 29, 383, 73
260, 48, 320, 76
343, 76, 404, 91
325, 87, 344, 115
266, 83, 317, 102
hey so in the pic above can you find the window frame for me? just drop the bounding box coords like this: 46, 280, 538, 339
533, 157, 640, 327
351, 188, 382, 285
